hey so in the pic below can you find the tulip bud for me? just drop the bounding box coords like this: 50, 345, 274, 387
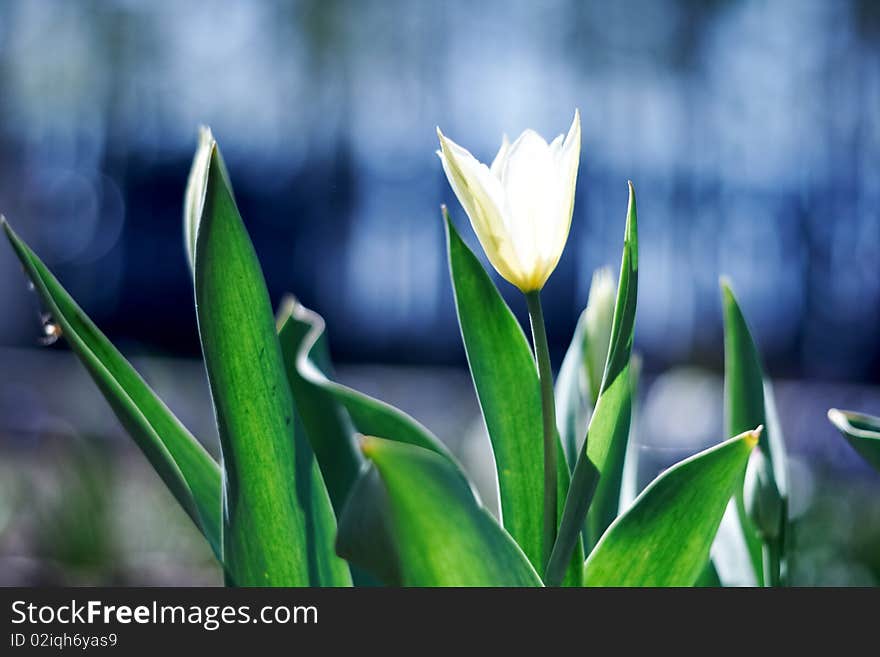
583, 267, 617, 403
743, 446, 785, 541
437, 110, 581, 292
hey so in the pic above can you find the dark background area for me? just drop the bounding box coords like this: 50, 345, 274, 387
0, 0, 878, 378
1, 0, 879, 585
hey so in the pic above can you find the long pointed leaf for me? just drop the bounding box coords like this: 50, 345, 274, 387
277, 303, 385, 587
555, 267, 617, 469
618, 354, 642, 510
283, 295, 477, 583
286, 297, 454, 462
2, 218, 222, 559
192, 138, 349, 586
444, 211, 582, 585
719, 281, 788, 585
583, 429, 760, 587
276, 297, 362, 515
337, 437, 542, 587
584, 183, 639, 545
547, 181, 638, 584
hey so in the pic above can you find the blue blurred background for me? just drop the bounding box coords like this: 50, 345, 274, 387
1, 0, 879, 585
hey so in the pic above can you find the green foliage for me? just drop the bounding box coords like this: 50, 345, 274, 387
555, 267, 617, 469
278, 298, 453, 462
445, 212, 582, 585
720, 281, 788, 586
2, 125, 820, 589
584, 430, 759, 586
191, 139, 349, 586
276, 298, 363, 516
337, 437, 542, 586
546, 182, 637, 585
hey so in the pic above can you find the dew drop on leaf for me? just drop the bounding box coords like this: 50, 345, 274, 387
39, 313, 61, 346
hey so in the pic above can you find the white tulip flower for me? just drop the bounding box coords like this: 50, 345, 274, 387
437, 110, 581, 292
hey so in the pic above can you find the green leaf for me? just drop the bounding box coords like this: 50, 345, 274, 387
337, 437, 542, 587
547, 181, 638, 585
555, 267, 617, 468
695, 558, 722, 587
720, 280, 788, 585
276, 297, 362, 515
583, 183, 639, 546
2, 218, 222, 559
578, 361, 632, 548
444, 212, 582, 585
285, 297, 453, 462
722, 282, 788, 490
583, 429, 760, 587
618, 354, 642, 510
828, 409, 880, 473
278, 296, 448, 589
192, 138, 349, 586
279, 300, 454, 589
762, 380, 789, 496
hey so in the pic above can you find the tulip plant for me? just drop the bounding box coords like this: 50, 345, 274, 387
5, 111, 861, 587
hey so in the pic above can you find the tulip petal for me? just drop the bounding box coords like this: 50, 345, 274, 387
498, 129, 560, 289
560, 109, 582, 176
437, 129, 526, 287
436, 111, 582, 292
490, 134, 511, 178
552, 109, 581, 282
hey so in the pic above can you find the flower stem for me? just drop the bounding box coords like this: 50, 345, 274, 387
525, 290, 557, 577
762, 540, 781, 588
